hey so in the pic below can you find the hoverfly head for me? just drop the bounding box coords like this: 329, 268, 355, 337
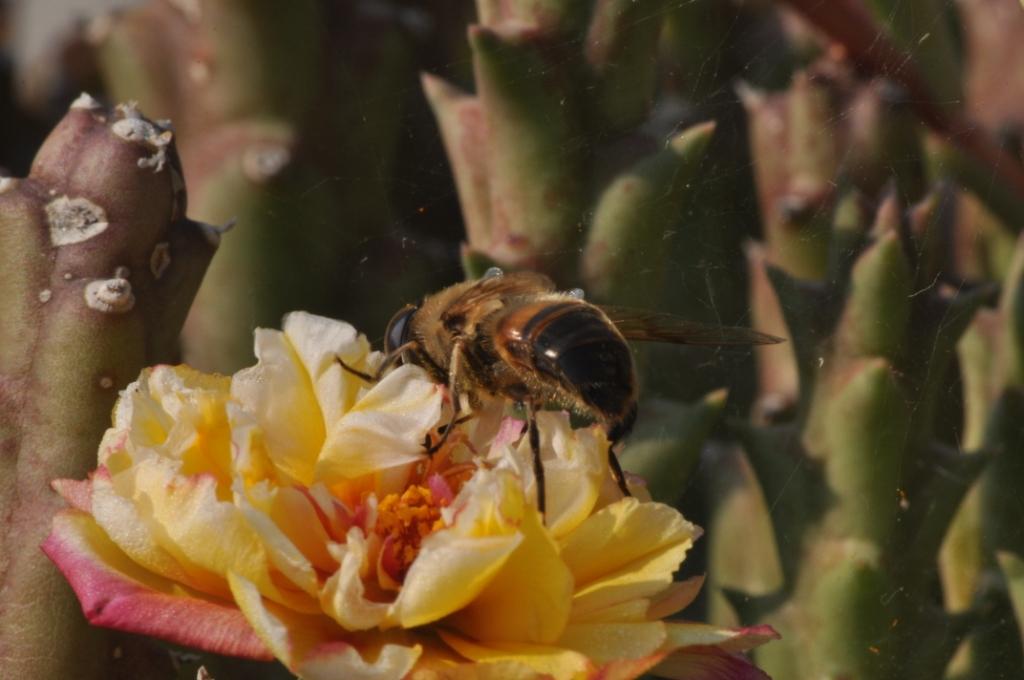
385, 304, 418, 355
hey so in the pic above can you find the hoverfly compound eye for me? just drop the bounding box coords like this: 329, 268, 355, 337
385, 305, 417, 354
483, 266, 504, 279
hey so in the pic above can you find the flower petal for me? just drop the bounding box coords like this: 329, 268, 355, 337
52, 477, 92, 512
491, 412, 606, 539
408, 658, 544, 680
390, 469, 526, 628
653, 646, 771, 680
560, 498, 699, 586
316, 365, 442, 483
235, 482, 319, 596
156, 374, 234, 484
43, 512, 270, 660
320, 528, 389, 630
403, 639, 552, 680
439, 630, 593, 680
448, 497, 573, 644
390, 532, 521, 628
226, 403, 281, 488
567, 598, 650, 624
646, 575, 705, 620
592, 651, 671, 680
228, 572, 421, 679
232, 328, 325, 485
560, 498, 699, 620
145, 364, 232, 419
299, 640, 422, 680
492, 415, 527, 449
91, 467, 221, 594
100, 366, 233, 475
556, 621, 666, 665
259, 484, 337, 570
125, 366, 219, 445
108, 455, 317, 611
282, 311, 379, 422
663, 622, 780, 652
228, 571, 335, 667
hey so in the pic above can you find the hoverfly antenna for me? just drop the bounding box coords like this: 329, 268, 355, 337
385, 304, 418, 354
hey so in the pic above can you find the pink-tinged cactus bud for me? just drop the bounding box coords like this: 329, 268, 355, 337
422, 74, 491, 252
464, 24, 586, 273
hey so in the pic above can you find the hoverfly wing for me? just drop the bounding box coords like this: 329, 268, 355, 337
600, 306, 785, 346
448, 271, 556, 313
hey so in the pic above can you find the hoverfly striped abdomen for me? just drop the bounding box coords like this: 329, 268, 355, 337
498, 299, 636, 430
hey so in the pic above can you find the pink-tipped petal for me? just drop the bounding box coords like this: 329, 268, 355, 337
42, 512, 271, 660
716, 625, 780, 652
427, 473, 455, 506
493, 416, 527, 448
51, 478, 93, 512
664, 622, 780, 653
654, 646, 772, 680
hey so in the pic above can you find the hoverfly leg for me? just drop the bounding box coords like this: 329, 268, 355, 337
607, 444, 632, 498
423, 416, 478, 454
426, 339, 465, 456
336, 357, 376, 383
605, 410, 635, 498
527, 403, 547, 520
337, 340, 418, 384
439, 414, 474, 433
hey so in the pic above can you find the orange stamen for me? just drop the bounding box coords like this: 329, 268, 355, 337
374, 484, 448, 582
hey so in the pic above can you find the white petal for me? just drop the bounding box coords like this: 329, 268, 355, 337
316, 365, 441, 482
232, 328, 325, 485
282, 311, 382, 422
235, 481, 319, 596
320, 529, 389, 630
491, 411, 606, 539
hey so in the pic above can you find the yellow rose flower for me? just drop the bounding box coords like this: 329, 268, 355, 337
43, 312, 777, 679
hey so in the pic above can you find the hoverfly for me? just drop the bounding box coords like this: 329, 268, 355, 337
340, 268, 782, 515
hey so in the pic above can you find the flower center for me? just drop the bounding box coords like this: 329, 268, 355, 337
374, 483, 448, 584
